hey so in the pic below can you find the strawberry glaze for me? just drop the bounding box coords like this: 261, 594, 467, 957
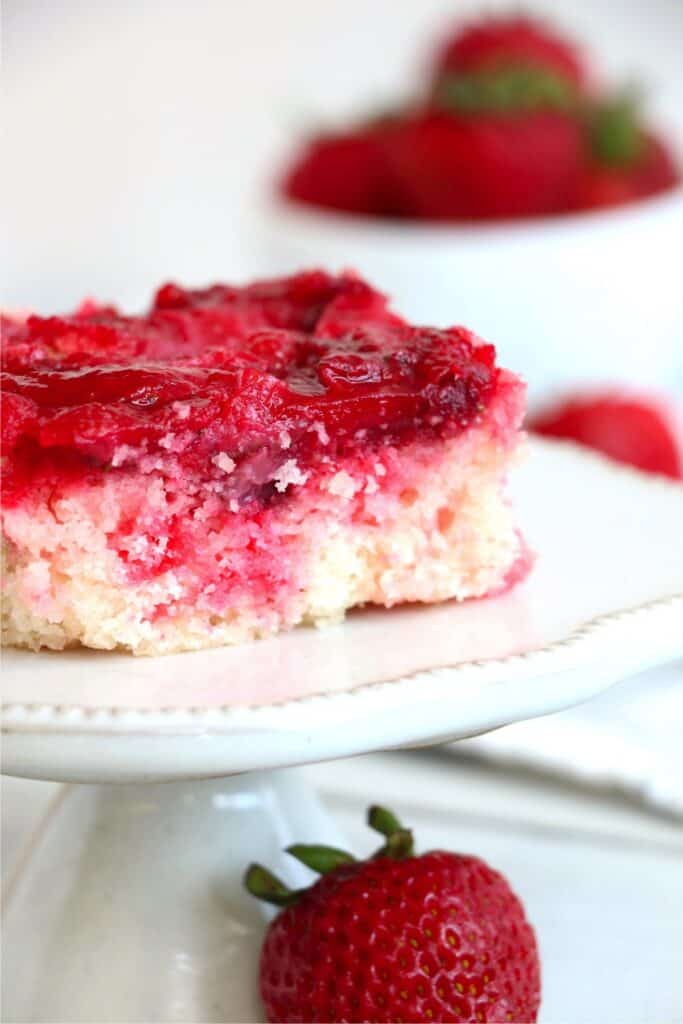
2, 271, 501, 507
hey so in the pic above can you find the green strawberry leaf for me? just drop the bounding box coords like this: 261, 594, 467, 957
433, 64, 578, 115
588, 91, 645, 166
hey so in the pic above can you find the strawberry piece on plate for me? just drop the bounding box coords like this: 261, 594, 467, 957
531, 392, 683, 479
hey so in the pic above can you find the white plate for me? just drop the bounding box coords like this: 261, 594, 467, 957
2, 439, 682, 783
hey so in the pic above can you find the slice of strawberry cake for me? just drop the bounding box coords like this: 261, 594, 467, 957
1, 271, 527, 656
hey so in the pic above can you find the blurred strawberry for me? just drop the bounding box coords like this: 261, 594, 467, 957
282, 125, 400, 216
432, 14, 587, 92
281, 16, 678, 221
576, 136, 679, 209
384, 110, 584, 220
531, 393, 683, 479
412, 21, 587, 222
573, 94, 680, 210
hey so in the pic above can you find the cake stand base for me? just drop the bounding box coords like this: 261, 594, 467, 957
2, 770, 344, 1023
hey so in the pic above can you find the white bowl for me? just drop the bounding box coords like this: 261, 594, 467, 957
253, 187, 683, 405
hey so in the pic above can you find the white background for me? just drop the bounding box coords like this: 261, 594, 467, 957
3, 0, 683, 312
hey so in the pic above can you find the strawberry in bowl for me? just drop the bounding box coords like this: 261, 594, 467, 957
279, 13, 679, 222
431, 13, 586, 91
381, 108, 584, 221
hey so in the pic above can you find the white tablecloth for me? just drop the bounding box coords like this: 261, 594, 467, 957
454, 661, 683, 817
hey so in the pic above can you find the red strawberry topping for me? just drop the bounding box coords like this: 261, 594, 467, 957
1, 272, 504, 506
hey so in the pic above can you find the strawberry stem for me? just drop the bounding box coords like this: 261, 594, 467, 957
368, 805, 415, 859
243, 863, 300, 907
286, 844, 356, 874
368, 805, 403, 837
376, 828, 415, 860
244, 805, 415, 913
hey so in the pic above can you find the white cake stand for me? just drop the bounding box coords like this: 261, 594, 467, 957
2, 439, 682, 1022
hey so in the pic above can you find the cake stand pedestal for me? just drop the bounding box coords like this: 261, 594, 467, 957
2, 771, 343, 1022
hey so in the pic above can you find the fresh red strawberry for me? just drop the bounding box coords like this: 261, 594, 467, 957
575, 133, 680, 210
573, 93, 680, 210
421, 15, 588, 224
384, 110, 583, 220
432, 14, 586, 91
531, 392, 683, 479
282, 126, 399, 216
245, 805, 541, 1023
